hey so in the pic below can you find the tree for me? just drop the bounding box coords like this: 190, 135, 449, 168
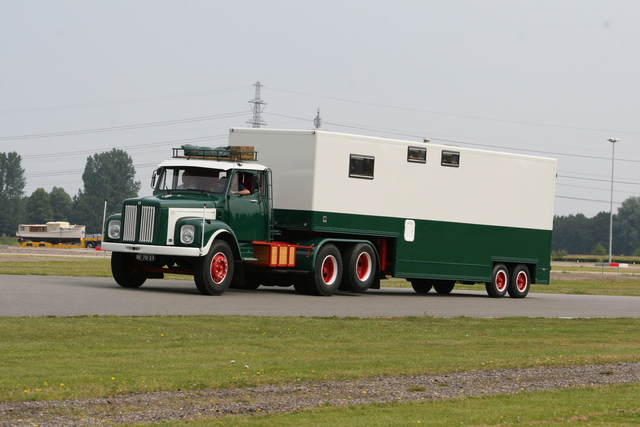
50, 187, 72, 221
613, 196, 640, 256
71, 149, 141, 233
552, 214, 593, 254
0, 152, 27, 236
25, 188, 53, 224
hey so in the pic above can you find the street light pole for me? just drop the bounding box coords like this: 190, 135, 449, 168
607, 137, 619, 265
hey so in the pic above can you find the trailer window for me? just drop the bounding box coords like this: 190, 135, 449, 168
441, 151, 460, 167
349, 155, 375, 179
407, 147, 426, 163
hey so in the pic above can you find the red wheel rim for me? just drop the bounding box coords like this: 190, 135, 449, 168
356, 252, 372, 281
321, 255, 338, 285
516, 271, 528, 292
495, 270, 507, 292
210, 252, 228, 284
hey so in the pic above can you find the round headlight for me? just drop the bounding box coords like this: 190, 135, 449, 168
180, 225, 195, 244
108, 220, 121, 239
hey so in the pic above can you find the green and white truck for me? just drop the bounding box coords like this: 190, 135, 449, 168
101, 128, 556, 298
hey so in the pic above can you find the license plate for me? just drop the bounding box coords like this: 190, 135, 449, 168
136, 254, 155, 262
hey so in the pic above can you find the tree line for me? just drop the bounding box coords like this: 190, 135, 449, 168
553, 197, 640, 256
0, 149, 140, 237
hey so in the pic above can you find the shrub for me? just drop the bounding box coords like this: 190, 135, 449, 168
591, 243, 607, 256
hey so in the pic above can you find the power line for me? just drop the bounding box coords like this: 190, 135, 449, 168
0, 86, 252, 114
0, 112, 246, 141
264, 86, 640, 136
22, 134, 227, 161
557, 174, 640, 186
555, 195, 618, 204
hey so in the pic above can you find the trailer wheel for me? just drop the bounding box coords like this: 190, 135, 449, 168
410, 279, 433, 294
306, 244, 342, 296
194, 240, 234, 295
508, 264, 530, 298
85, 241, 95, 249
486, 263, 509, 298
342, 243, 376, 293
111, 252, 147, 288
434, 280, 455, 294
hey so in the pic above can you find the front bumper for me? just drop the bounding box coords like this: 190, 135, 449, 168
101, 242, 204, 257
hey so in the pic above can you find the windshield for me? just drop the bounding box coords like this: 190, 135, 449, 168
156, 167, 229, 193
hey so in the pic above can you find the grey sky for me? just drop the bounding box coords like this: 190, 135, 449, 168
1, 0, 638, 218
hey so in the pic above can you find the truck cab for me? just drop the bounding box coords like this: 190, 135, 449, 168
101, 146, 274, 295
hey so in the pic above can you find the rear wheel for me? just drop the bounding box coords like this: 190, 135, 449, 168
111, 252, 147, 288
194, 240, 234, 295
508, 264, 530, 298
342, 243, 376, 293
410, 279, 433, 294
434, 280, 455, 294
306, 244, 342, 296
486, 263, 509, 298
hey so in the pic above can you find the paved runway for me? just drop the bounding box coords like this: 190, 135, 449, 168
1, 275, 638, 318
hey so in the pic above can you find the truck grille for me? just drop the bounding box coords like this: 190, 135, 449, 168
139, 206, 155, 242
122, 205, 156, 243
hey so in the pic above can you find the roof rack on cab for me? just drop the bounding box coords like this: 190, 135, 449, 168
172, 144, 258, 162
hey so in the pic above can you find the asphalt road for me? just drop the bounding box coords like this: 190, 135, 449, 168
1, 275, 639, 318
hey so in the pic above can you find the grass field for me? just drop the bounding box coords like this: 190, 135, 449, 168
2, 316, 639, 402
1, 253, 639, 425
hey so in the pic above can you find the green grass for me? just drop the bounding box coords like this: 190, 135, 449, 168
526, 279, 640, 297
0, 257, 113, 276
0, 256, 190, 279
2, 316, 639, 403
147, 384, 640, 426
552, 265, 640, 275
0, 235, 19, 245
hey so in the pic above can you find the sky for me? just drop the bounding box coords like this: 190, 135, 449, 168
1, 0, 639, 218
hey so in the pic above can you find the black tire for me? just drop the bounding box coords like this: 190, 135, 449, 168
486, 263, 509, 298
111, 252, 147, 288
508, 264, 530, 298
410, 279, 433, 294
341, 243, 376, 293
194, 240, 234, 295
306, 244, 342, 296
85, 242, 95, 249
434, 280, 455, 294
293, 278, 312, 295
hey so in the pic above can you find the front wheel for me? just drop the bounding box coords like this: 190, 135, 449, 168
306, 244, 342, 296
508, 264, 530, 298
111, 252, 147, 288
194, 240, 234, 295
486, 263, 509, 298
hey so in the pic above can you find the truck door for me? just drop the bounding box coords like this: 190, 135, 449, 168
227, 170, 269, 242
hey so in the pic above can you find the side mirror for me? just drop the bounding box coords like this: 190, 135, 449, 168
151, 170, 157, 189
